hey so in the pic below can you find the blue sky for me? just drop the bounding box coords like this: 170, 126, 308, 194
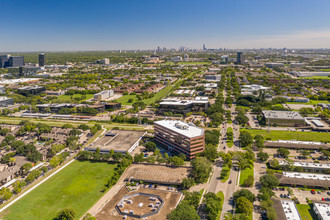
1, 0, 330, 51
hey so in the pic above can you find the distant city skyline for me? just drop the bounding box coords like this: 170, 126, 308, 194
1, 0, 330, 52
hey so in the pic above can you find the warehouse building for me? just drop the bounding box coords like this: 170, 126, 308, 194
262, 110, 305, 127
154, 120, 205, 159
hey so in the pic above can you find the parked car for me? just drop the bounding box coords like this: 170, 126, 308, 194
228, 180, 232, 184
311, 190, 316, 194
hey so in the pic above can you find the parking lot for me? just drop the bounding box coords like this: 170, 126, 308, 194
273, 187, 330, 204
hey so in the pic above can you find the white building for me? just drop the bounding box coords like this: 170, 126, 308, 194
100, 58, 110, 65
171, 56, 183, 62
241, 84, 270, 95
280, 200, 302, 220
94, 90, 114, 101
313, 203, 330, 220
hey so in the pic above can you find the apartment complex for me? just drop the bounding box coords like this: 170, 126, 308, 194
154, 120, 205, 159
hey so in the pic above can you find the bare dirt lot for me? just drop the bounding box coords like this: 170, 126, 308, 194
123, 164, 191, 185
96, 186, 182, 220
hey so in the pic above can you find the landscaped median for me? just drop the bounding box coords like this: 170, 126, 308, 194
0, 160, 117, 220
226, 127, 233, 148
216, 191, 224, 220
239, 165, 254, 187
220, 165, 230, 183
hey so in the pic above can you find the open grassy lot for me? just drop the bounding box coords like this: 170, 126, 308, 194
296, 204, 318, 220
239, 166, 254, 187
241, 129, 330, 142
300, 75, 330, 79
1, 160, 116, 220
57, 94, 94, 101
216, 191, 224, 220
116, 85, 174, 106
287, 100, 330, 105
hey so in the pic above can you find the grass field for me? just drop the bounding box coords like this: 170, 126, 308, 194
220, 165, 230, 183
57, 94, 94, 101
116, 85, 174, 105
1, 160, 116, 220
216, 191, 224, 220
239, 166, 254, 187
241, 129, 330, 142
300, 76, 330, 79
287, 100, 330, 105
227, 127, 233, 148
296, 204, 318, 220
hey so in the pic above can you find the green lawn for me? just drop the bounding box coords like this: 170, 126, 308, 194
116, 85, 174, 106
239, 166, 254, 187
57, 94, 94, 101
115, 94, 139, 105
287, 100, 330, 105
220, 165, 230, 183
296, 204, 318, 220
241, 129, 330, 142
227, 127, 233, 148
216, 191, 224, 220
1, 160, 117, 220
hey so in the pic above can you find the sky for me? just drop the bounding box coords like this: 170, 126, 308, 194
1, 0, 330, 51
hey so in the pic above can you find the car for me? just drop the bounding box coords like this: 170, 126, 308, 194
317, 191, 321, 194
326, 198, 330, 201
322, 198, 325, 201
228, 180, 232, 184
280, 194, 283, 198
223, 147, 226, 149
311, 190, 316, 194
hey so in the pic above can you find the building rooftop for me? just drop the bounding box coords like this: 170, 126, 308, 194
278, 161, 330, 169
313, 203, 330, 219
0, 97, 12, 101
282, 172, 330, 181
262, 110, 304, 120
154, 120, 204, 138
280, 200, 301, 220
266, 140, 324, 145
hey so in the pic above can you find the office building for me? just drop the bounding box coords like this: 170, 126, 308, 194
39, 53, 45, 66
262, 110, 305, 127
183, 54, 189, 61
278, 161, 330, 173
265, 63, 284, 68
105, 103, 122, 111
205, 75, 221, 82
275, 172, 330, 188
0, 55, 10, 68
0, 86, 5, 94
154, 120, 205, 159
17, 85, 46, 96
0, 97, 14, 107
290, 71, 330, 77
203, 44, 206, 51
8, 56, 24, 67
237, 52, 245, 64
158, 97, 209, 115
94, 90, 114, 101
221, 55, 228, 64
171, 56, 182, 62
100, 58, 109, 65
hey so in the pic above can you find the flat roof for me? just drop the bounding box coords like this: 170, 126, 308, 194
283, 172, 330, 181
262, 110, 304, 120
154, 120, 204, 138
313, 203, 330, 219
0, 97, 12, 101
267, 140, 324, 145
280, 200, 301, 220
87, 130, 146, 153
279, 161, 330, 169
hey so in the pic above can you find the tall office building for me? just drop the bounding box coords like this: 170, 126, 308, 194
237, 52, 245, 64
203, 44, 206, 51
8, 56, 24, 67
39, 53, 45, 66
0, 55, 10, 68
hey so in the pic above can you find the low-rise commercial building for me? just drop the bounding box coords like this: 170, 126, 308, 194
262, 110, 305, 127
290, 71, 330, 77
105, 103, 122, 111
313, 203, 330, 220
158, 97, 209, 115
17, 85, 46, 96
275, 172, 330, 188
264, 140, 329, 150
154, 120, 205, 159
0, 97, 14, 107
278, 161, 330, 173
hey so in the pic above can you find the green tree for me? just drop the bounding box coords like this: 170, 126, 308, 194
257, 151, 269, 162
56, 208, 76, 220
191, 157, 212, 183
277, 148, 290, 158
236, 197, 253, 216
167, 201, 200, 220
233, 189, 255, 203
239, 131, 253, 147
0, 187, 12, 201
259, 174, 279, 188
